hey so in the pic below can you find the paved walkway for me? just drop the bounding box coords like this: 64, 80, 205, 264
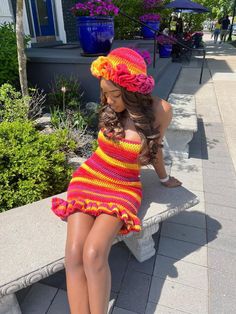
17, 33, 236, 314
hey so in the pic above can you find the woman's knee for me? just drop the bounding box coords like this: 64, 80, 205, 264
83, 243, 108, 274
65, 241, 84, 271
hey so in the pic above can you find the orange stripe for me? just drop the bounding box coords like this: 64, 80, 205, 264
81, 163, 141, 187
70, 176, 141, 202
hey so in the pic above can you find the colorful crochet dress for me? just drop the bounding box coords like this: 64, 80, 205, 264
51, 130, 142, 234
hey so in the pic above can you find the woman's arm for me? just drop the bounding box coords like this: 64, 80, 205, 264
152, 98, 182, 188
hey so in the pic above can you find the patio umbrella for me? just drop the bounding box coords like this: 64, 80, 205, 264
165, 0, 210, 13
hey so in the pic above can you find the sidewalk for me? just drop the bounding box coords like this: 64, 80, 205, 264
16, 33, 236, 314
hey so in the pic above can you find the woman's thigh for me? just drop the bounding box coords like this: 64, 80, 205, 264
83, 214, 123, 262
65, 212, 95, 267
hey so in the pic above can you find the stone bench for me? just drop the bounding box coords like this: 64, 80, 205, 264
165, 93, 198, 158
0, 168, 198, 314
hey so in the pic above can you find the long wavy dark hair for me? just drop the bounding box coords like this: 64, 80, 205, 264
99, 83, 161, 165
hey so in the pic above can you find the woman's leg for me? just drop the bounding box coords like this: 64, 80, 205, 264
83, 214, 123, 314
214, 32, 217, 43
65, 212, 95, 314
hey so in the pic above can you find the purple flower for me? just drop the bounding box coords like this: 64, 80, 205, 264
143, 0, 163, 9
156, 35, 176, 45
131, 47, 152, 66
71, 0, 119, 17
139, 13, 161, 22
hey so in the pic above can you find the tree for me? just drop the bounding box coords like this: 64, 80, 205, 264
198, 0, 234, 19
16, 0, 28, 98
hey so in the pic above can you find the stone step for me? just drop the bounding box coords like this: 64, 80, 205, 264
148, 57, 171, 83
154, 62, 182, 100
166, 93, 198, 158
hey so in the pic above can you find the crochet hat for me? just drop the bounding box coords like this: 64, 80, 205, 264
90, 47, 155, 95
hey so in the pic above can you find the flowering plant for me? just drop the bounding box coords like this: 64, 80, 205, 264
192, 31, 203, 37
139, 13, 161, 22
71, 0, 119, 17
156, 35, 176, 45
143, 0, 163, 9
131, 48, 151, 65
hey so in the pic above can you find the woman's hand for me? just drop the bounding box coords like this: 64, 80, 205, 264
161, 176, 182, 188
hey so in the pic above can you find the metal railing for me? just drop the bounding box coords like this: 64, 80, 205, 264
118, 10, 206, 84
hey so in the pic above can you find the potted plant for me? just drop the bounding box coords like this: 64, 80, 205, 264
140, 13, 161, 39
139, 0, 163, 39
156, 34, 176, 58
71, 0, 119, 56
130, 47, 152, 66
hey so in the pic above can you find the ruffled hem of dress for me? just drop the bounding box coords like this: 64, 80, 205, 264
51, 197, 141, 235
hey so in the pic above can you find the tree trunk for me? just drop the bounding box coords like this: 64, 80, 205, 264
16, 0, 28, 98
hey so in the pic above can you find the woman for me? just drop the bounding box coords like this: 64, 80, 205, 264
51, 47, 181, 314
213, 20, 221, 43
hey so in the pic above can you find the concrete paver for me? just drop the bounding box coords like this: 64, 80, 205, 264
127, 255, 155, 275
15, 32, 236, 314
207, 229, 236, 253
158, 236, 208, 266
20, 283, 57, 314
166, 209, 206, 228
208, 268, 236, 299
148, 277, 208, 314
47, 289, 70, 314
112, 307, 137, 314
153, 255, 208, 290
209, 293, 236, 314
161, 221, 207, 246
208, 246, 236, 272
116, 270, 152, 314
205, 203, 236, 221
204, 190, 236, 208
109, 242, 130, 293
145, 302, 188, 314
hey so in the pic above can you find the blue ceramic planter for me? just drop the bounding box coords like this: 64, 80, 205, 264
141, 21, 160, 39
77, 16, 114, 56
159, 44, 172, 58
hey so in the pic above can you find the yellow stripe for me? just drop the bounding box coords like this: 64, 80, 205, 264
109, 55, 146, 75
99, 131, 141, 153
71, 177, 141, 202
81, 163, 141, 187
96, 147, 139, 170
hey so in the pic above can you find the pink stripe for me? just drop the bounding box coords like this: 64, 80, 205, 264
68, 189, 140, 213
88, 158, 140, 182
90, 153, 140, 178
68, 182, 142, 207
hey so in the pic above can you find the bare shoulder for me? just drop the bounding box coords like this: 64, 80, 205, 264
123, 116, 141, 142
152, 96, 173, 130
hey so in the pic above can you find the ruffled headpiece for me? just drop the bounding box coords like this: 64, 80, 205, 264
91, 47, 155, 95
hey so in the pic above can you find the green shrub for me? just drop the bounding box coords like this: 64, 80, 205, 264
0, 23, 30, 86
114, 0, 143, 39
0, 23, 18, 85
0, 121, 76, 212
0, 83, 29, 122
0, 83, 46, 122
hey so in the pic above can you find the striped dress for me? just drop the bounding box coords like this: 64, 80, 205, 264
51, 130, 142, 234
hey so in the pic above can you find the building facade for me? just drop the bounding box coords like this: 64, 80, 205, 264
0, 0, 78, 45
